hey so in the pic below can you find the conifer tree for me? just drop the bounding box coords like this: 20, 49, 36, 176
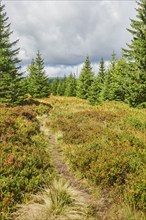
101, 52, 117, 101
65, 73, 76, 97
57, 79, 64, 96
88, 76, 101, 105
98, 57, 106, 82
88, 58, 106, 104
50, 78, 59, 95
60, 76, 67, 96
123, 0, 146, 105
110, 51, 117, 70
107, 58, 129, 101
100, 71, 111, 101
0, 0, 24, 106
77, 56, 94, 99
27, 51, 50, 98
123, 0, 146, 70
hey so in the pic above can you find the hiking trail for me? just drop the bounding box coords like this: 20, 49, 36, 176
38, 113, 112, 220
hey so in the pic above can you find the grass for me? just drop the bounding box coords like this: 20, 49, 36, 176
13, 179, 91, 220
0, 101, 55, 219
1, 96, 145, 219
44, 96, 146, 218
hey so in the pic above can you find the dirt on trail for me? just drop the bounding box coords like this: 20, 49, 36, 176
38, 114, 112, 220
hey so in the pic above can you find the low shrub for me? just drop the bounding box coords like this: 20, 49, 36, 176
47, 98, 146, 212
0, 104, 55, 219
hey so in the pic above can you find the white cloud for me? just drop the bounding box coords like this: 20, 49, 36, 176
4, 0, 137, 76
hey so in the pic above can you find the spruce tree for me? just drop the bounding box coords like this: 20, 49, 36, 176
57, 79, 64, 96
123, 0, 146, 106
88, 76, 101, 105
123, 0, 146, 70
88, 58, 106, 105
65, 73, 76, 97
0, 0, 24, 106
27, 51, 50, 98
98, 57, 106, 82
107, 58, 129, 102
101, 52, 117, 101
50, 78, 59, 95
60, 76, 67, 96
77, 56, 94, 99
110, 51, 117, 70
100, 71, 111, 101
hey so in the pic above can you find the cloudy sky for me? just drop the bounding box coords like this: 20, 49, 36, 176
4, 0, 137, 77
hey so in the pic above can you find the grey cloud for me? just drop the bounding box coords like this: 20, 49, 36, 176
4, 0, 137, 71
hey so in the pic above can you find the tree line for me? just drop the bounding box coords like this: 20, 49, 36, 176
0, 0, 146, 107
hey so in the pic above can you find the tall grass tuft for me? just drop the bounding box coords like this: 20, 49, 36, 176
13, 179, 89, 220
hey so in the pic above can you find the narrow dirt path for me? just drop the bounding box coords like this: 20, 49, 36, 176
38, 114, 112, 220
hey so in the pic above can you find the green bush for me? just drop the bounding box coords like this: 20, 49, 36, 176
48, 99, 146, 212
0, 104, 55, 219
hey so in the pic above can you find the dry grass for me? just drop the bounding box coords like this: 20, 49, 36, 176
13, 179, 91, 220
13, 96, 145, 220
105, 204, 146, 220
43, 96, 146, 218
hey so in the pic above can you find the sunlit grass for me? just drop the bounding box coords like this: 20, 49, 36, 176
44, 96, 146, 216
13, 179, 91, 220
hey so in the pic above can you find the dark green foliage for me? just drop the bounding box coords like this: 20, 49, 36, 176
65, 73, 76, 97
57, 76, 67, 96
57, 80, 64, 96
98, 57, 106, 82
61, 76, 67, 95
88, 58, 106, 104
50, 77, 67, 96
88, 76, 102, 105
0, 1, 24, 106
50, 78, 59, 95
122, 0, 146, 105
107, 58, 129, 102
123, 0, 146, 70
100, 70, 111, 101
137, 102, 146, 109
122, 62, 146, 106
100, 52, 117, 102
27, 51, 50, 98
110, 51, 117, 70
77, 56, 94, 99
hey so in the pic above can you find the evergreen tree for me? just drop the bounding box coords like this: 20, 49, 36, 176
88, 76, 101, 105
60, 76, 67, 96
107, 58, 129, 101
101, 52, 117, 101
0, 1, 24, 106
88, 58, 106, 105
123, 0, 146, 70
27, 51, 50, 98
77, 56, 94, 99
110, 51, 117, 70
57, 79, 64, 96
50, 78, 59, 95
123, 0, 146, 106
98, 57, 106, 82
65, 73, 76, 97
100, 70, 111, 101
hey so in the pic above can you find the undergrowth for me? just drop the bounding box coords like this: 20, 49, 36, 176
1, 96, 145, 219
13, 179, 91, 220
46, 96, 146, 217
0, 101, 55, 219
